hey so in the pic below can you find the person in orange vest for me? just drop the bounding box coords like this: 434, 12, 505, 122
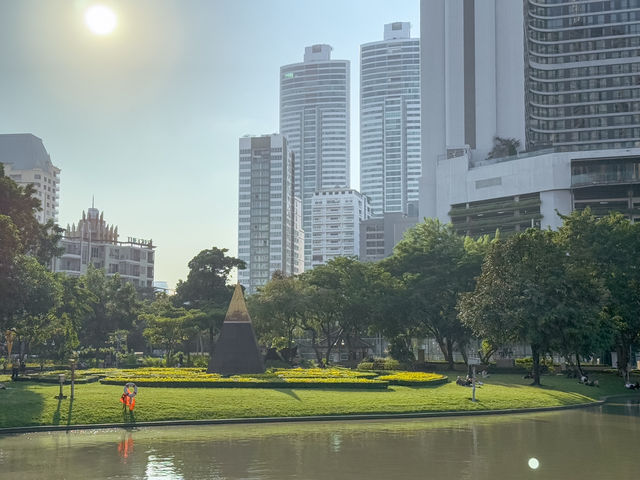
119, 383, 137, 411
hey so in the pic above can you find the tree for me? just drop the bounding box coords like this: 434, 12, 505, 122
486, 136, 521, 159
174, 247, 245, 354
141, 297, 203, 364
249, 272, 305, 362
0, 164, 62, 264
81, 267, 139, 349
2, 255, 62, 356
382, 219, 491, 368
558, 209, 640, 379
301, 257, 393, 364
459, 228, 607, 385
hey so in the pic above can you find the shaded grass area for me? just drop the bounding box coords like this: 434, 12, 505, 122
0, 371, 636, 429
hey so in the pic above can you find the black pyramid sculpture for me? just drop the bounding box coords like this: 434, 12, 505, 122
208, 284, 265, 375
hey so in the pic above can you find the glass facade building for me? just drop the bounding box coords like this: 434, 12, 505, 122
280, 45, 350, 269
525, 0, 640, 151
360, 23, 420, 216
237, 135, 304, 294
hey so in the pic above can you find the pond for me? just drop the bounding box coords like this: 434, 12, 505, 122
1, 400, 639, 479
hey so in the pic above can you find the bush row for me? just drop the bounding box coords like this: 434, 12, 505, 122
357, 359, 403, 371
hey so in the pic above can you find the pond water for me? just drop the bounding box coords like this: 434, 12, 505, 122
1, 400, 639, 479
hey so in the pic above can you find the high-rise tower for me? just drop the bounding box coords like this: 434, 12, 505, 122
237, 134, 304, 294
419, 0, 640, 219
360, 22, 421, 217
280, 45, 350, 269
0, 133, 60, 224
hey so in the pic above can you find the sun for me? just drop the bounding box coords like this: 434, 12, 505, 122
85, 5, 117, 35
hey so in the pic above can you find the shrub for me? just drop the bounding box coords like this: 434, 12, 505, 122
265, 359, 292, 369
357, 358, 402, 371
140, 356, 164, 367
515, 357, 554, 373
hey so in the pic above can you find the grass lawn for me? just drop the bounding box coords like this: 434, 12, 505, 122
0, 370, 636, 429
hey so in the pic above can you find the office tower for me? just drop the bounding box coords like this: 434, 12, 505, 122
360, 22, 421, 217
237, 134, 304, 294
419, 0, 640, 227
310, 188, 371, 267
525, 1, 640, 151
0, 133, 60, 224
54, 204, 156, 287
280, 45, 350, 269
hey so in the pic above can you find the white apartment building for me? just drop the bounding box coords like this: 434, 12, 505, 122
420, 0, 640, 225
280, 44, 350, 269
237, 135, 304, 294
54, 205, 155, 288
361, 22, 421, 217
438, 147, 640, 236
310, 189, 371, 268
0, 133, 60, 224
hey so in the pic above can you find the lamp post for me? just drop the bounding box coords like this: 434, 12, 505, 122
55, 374, 67, 400
70, 354, 78, 400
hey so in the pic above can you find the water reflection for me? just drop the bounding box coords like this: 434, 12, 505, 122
0, 400, 639, 479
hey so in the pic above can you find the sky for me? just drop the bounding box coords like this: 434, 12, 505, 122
0, 0, 420, 289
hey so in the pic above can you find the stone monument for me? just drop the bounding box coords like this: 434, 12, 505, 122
208, 283, 265, 375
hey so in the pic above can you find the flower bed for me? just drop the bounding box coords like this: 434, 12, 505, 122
91, 367, 448, 390
376, 372, 448, 387
100, 375, 388, 389
273, 367, 378, 379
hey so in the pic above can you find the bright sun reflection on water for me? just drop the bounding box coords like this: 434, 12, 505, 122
528, 457, 540, 470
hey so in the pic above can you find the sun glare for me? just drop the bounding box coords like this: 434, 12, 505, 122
85, 5, 117, 35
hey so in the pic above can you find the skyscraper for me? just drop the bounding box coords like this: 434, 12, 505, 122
0, 133, 60, 224
237, 134, 304, 294
524, 0, 640, 151
419, 0, 640, 219
360, 22, 421, 217
419, 0, 640, 234
280, 45, 350, 269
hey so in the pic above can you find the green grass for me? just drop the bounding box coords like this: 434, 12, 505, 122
0, 370, 636, 429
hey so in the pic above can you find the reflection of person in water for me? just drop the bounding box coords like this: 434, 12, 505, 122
118, 434, 134, 460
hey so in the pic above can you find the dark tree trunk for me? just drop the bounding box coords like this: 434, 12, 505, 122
445, 337, 455, 370
434, 335, 454, 370
460, 348, 469, 366
616, 344, 630, 382
531, 344, 541, 386
576, 355, 584, 378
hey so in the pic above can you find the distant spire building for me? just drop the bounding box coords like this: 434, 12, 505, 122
0, 133, 60, 224
54, 204, 156, 288
280, 45, 350, 269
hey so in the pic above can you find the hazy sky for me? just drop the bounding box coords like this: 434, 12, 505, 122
1, 0, 420, 288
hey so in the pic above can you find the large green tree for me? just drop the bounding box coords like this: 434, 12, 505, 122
382, 219, 491, 368
140, 296, 204, 364
0, 164, 62, 265
249, 271, 306, 361
80, 266, 140, 348
459, 228, 607, 385
301, 257, 393, 364
174, 247, 245, 352
558, 210, 640, 379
